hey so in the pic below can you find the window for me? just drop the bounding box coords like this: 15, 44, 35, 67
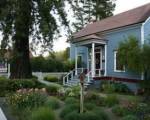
77, 55, 82, 68
114, 51, 125, 72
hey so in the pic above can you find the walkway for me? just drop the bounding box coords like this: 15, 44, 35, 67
0, 108, 7, 120
33, 72, 62, 87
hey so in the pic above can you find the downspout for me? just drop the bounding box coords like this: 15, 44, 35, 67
141, 22, 144, 80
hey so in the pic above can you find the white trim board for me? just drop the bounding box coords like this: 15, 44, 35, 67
114, 51, 125, 72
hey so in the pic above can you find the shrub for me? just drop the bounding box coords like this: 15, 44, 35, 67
65, 86, 80, 97
45, 97, 60, 110
46, 84, 60, 95
84, 103, 97, 111
112, 105, 125, 116
113, 82, 130, 93
134, 103, 150, 120
65, 97, 78, 105
30, 107, 55, 120
64, 111, 99, 120
64, 109, 109, 120
0, 78, 45, 97
60, 104, 79, 119
102, 83, 115, 93
0, 76, 8, 80
44, 75, 59, 82
122, 115, 137, 120
63, 111, 80, 120
92, 107, 109, 120
104, 94, 119, 107
100, 81, 130, 94
140, 80, 150, 100
8, 79, 36, 91
7, 92, 47, 110
84, 92, 104, 105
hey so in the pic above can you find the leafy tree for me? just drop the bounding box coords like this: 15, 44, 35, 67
54, 48, 70, 61
117, 36, 150, 80
71, 0, 116, 32
91, 0, 116, 21
0, 0, 69, 78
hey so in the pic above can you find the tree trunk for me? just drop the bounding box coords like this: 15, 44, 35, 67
10, 0, 32, 79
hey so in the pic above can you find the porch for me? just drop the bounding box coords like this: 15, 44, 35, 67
74, 35, 108, 78
63, 35, 108, 86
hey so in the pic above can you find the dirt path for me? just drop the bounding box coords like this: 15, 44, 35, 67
103, 108, 121, 120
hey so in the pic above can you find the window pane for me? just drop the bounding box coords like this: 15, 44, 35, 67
115, 51, 124, 71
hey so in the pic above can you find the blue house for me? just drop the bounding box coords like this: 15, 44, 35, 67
64, 3, 150, 90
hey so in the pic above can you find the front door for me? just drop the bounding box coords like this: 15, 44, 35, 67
95, 48, 102, 74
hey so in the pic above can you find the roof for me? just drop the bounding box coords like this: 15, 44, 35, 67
72, 34, 107, 43
73, 3, 150, 39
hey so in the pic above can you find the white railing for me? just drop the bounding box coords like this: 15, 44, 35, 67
63, 68, 86, 85
86, 70, 92, 83
63, 68, 104, 85
95, 69, 102, 77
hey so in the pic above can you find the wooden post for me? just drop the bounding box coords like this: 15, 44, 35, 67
80, 82, 84, 113
79, 71, 85, 113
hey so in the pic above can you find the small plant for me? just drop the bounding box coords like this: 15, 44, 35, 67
104, 94, 119, 107
7, 92, 47, 110
122, 115, 137, 120
44, 75, 59, 82
46, 84, 60, 95
45, 96, 60, 110
30, 107, 56, 120
64, 86, 80, 97
112, 105, 125, 116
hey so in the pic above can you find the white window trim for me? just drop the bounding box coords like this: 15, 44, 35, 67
114, 51, 125, 72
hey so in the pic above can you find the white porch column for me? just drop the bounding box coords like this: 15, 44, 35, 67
75, 47, 78, 75
104, 44, 107, 76
91, 43, 95, 77
86, 47, 89, 71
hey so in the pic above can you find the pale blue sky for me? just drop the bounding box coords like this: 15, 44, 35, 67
53, 0, 150, 52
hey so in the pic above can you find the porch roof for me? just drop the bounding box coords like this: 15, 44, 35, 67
72, 3, 150, 39
72, 34, 107, 43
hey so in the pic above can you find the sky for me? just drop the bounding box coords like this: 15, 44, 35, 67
53, 0, 150, 52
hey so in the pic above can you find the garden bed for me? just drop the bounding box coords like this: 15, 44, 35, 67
1, 82, 150, 120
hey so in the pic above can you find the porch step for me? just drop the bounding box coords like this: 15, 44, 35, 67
65, 79, 94, 88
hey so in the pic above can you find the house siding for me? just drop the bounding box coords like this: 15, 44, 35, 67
105, 25, 142, 79
143, 17, 150, 44
70, 43, 88, 68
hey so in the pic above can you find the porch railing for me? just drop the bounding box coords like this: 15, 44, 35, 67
63, 68, 86, 85
95, 69, 102, 77
63, 68, 104, 85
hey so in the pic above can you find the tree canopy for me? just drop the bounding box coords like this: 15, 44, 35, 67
118, 36, 150, 80
0, 0, 69, 78
71, 0, 116, 32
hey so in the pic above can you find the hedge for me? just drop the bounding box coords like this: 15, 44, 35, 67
0, 78, 45, 96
